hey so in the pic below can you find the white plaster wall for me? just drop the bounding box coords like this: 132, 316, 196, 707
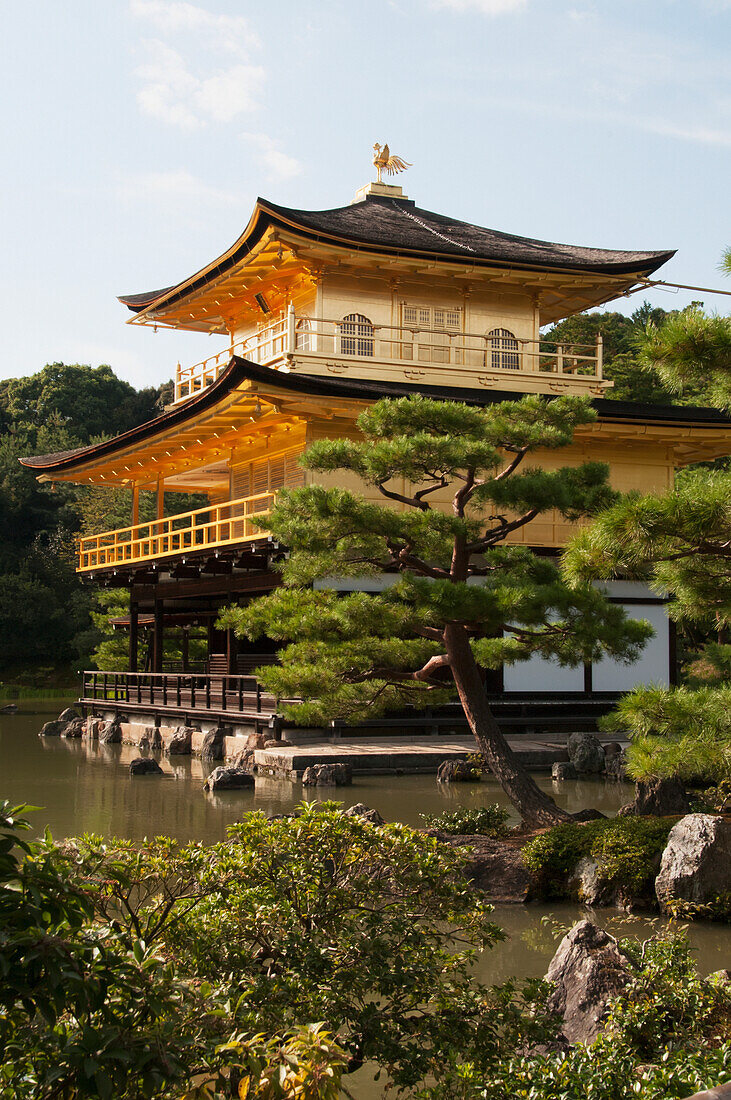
503, 653, 584, 693
592, 603, 670, 691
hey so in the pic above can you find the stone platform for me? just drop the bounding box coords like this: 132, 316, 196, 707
254, 735, 579, 778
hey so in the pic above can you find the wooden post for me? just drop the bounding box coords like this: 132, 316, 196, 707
226, 627, 237, 674
156, 477, 165, 520
129, 601, 139, 673
131, 485, 140, 527
287, 300, 296, 355
181, 627, 189, 672
596, 332, 604, 378
153, 600, 164, 674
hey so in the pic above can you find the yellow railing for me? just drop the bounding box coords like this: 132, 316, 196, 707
77, 492, 276, 572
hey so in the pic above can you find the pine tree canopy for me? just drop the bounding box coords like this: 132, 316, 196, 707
220, 395, 651, 729
563, 467, 731, 628
638, 306, 731, 412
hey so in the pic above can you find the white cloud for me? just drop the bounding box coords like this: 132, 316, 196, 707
431, 0, 526, 12
241, 134, 303, 182
116, 169, 240, 206
129, 0, 259, 54
130, 1, 264, 127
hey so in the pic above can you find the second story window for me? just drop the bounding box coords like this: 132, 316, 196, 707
295, 318, 311, 352
340, 313, 374, 357
488, 328, 520, 370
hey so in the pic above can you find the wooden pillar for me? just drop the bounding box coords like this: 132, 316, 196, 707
181, 627, 189, 672
131, 485, 140, 527
129, 601, 139, 674
226, 627, 238, 674
153, 600, 164, 673
156, 477, 165, 521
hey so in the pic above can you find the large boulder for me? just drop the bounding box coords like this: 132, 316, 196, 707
440, 835, 531, 903
58, 707, 80, 723
343, 803, 385, 825
545, 920, 633, 1044
655, 814, 731, 916
130, 757, 164, 776
229, 747, 256, 772
0, 703, 18, 714
436, 758, 478, 783
100, 718, 122, 745
165, 726, 194, 755
84, 717, 105, 740
246, 731, 268, 750
301, 763, 353, 787
567, 733, 605, 775
618, 777, 691, 817
204, 766, 255, 792
201, 725, 230, 761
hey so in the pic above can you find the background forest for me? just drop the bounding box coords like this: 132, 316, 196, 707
0, 302, 718, 688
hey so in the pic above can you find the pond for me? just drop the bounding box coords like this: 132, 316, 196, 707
3, 703, 731, 984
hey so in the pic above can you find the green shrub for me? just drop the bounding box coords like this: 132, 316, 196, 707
522, 816, 675, 900
420, 804, 511, 836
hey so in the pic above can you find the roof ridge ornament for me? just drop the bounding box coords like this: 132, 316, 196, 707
372, 142, 411, 184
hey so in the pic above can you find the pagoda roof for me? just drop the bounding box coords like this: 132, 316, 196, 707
21, 357, 730, 477
118, 193, 675, 322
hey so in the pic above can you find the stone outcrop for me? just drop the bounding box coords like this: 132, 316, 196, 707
301, 763, 353, 787
58, 707, 80, 723
229, 747, 256, 772
618, 777, 691, 817
201, 726, 230, 761
604, 753, 627, 780
655, 814, 731, 915
84, 717, 106, 740
165, 726, 194, 755
343, 803, 385, 825
439, 834, 532, 903
0, 703, 18, 714
545, 920, 633, 1044
204, 766, 255, 792
246, 731, 268, 750
552, 762, 578, 780
436, 758, 477, 783
130, 757, 164, 776
567, 733, 605, 775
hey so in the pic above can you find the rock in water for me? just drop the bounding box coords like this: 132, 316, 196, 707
201, 725, 229, 761
204, 767, 255, 792
618, 777, 690, 817
58, 707, 80, 722
567, 733, 606, 774
100, 718, 122, 744
130, 757, 164, 776
440, 835, 531, 903
229, 747, 256, 772
0, 703, 19, 714
655, 814, 731, 916
39, 720, 65, 737
545, 920, 633, 1044
301, 763, 353, 787
166, 726, 194, 755
552, 762, 578, 780
344, 803, 385, 825
61, 718, 85, 739
436, 759, 477, 783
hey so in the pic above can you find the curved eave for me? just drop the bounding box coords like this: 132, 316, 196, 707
21, 357, 730, 478
119, 197, 675, 324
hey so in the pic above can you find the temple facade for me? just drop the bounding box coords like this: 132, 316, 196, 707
23, 175, 731, 737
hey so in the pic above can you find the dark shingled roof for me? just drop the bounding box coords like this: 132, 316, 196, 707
118, 194, 675, 315
21, 357, 730, 474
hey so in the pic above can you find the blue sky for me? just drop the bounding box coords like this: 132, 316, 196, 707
2, 0, 730, 388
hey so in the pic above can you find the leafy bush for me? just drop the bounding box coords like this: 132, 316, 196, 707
420, 804, 511, 836
522, 816, 675, 900
418, 930, 731, 1100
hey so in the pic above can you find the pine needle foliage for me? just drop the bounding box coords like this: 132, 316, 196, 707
220, 394, 652, 826
638, 305, 731, 412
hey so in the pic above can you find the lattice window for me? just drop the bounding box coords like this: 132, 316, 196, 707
340, 313, 374, 357
296, 318, 311, 352
400, 303, 462, 363
232, 447, 305, 499
488, 328, 520, 370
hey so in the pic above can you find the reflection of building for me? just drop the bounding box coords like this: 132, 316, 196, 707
22, 175, 731, 736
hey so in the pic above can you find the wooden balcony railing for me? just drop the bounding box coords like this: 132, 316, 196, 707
77, 492, 276, 572
174, 305, 605, 403
81, 670, 279, 716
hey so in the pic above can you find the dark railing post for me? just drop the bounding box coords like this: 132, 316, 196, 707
221, 677, 227, 712
256, 683, 261, 713
238, 677, 244, 712
176, 677, 181, 707
205, 678, 211, 710
137, 676, 141, 705
191, 678, 196, 709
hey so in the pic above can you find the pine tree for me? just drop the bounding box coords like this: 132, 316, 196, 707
221, 394, 651, 827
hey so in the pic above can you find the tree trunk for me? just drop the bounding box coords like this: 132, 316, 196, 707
443, 624, 572, 828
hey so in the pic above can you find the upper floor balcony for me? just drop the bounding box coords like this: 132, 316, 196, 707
173, 306, 606, 404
